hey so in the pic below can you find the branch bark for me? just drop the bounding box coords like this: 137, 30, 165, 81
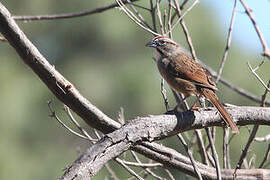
61, 109, 270, 179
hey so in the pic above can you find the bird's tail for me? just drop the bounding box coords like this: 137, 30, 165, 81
201, 88, 239, 134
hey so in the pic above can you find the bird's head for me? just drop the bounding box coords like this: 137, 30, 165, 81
146, 36, 179, 57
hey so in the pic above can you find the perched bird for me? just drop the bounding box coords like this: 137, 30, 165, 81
146, 36, 239, 134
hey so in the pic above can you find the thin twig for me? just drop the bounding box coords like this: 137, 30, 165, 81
130, 151, 164, 180
127, 0, 153, 29
13, 0, 139, 21
63, 105, 98, 142
47, 101, 89, 140
259, 144, 270, 168
167, 0, 199, 37
150, 0, 157, 32
247, 61, 270, 92
235, 125, 259, 174
195, 129, 209, 165
121, 160, 162, 168
255, 134, 270, 142
161, 78, 170, 111
105, 163, 120, 180
116, 0, 160, 36
248, 154, 256, 169
116, 158, 144, 180
180, 0, 189, 10
205, 127, 222, 180
239, 0, 270, 59
163, 9, 168, 33
216, 0, 238, 83
206, 150, 216, 167
118, 107, 125, 125
164, 169, 176, 180
177, 134, 203, 180
172, 0, 198, 60
261, 80, 270, 107
204, 63, 270, 105
223, 128, 231, 169
156, 0, 165, 35
167, 0, 173, 38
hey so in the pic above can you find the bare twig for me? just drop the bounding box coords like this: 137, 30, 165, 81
195, 129, 209, 165
239, 0, 270, 59
167, 0, 173, 38
116, 0, 160, 36
172, 0, 197, 60
177, 134, 203, 180
156, 0, 165, 35
150, 0, 157, 32
105, 163, 120, 180
216, 0, 238, 83
248, 154, 256, 169
116, 158, 144, 180
121, 159, 162, 168
126, 0, 153, 29
64, 105, 98, 142
206, 127, 222, 180
261, 80, 270, 107
204, 64, 270, 105
235, 125, 259, 174
12, 0, 138, 21
161, 78, 170, 111
247, 61, 270, 92
255, 134, 270, 142
168, 0, 199, 35
180, 0, 190, 10
259, 144, 270, 168
47, 101, 89, 140
223, 128, 231, 169
165, 169, 176, 180
118, 107, 125, 125
130, 151, 164, 180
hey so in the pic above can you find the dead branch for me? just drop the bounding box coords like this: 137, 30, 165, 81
239, 0, 270, 59
12, 0, 139, 21
60, 109, 270, 179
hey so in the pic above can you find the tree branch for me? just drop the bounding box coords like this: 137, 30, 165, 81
12, 0, 139, 21
60, 108, 270, 179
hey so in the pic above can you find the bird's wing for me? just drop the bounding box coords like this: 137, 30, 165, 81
167, 53, 218, 91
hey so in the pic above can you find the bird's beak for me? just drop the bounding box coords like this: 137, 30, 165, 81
146, 40, 156, 48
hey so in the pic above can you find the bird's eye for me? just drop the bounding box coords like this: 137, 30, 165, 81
159, 40, 165, 45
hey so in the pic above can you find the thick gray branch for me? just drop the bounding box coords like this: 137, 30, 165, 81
61, 108, 270, 179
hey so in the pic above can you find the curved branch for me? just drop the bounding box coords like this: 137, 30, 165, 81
12, 0, 138, 21
61, 108, 270, 179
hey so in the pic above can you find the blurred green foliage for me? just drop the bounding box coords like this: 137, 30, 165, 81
0, 0, 269, 179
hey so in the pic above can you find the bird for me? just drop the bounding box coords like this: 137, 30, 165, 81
146, 36, 239, 134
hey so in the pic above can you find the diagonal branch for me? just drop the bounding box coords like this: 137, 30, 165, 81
239, 0, 270, 59
12, 0, 139, 21
216, 0, 238, 83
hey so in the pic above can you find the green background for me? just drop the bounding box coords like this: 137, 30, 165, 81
0, 0, 269, 179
